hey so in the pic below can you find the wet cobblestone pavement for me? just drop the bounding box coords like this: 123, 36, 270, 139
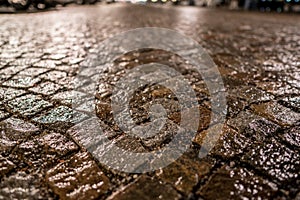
0, 4, 299, 200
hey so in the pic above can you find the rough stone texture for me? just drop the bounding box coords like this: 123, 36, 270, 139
46, 152, 111, 200
230, 85, 274, 104
40, 70, 68, 82
29, 81, 63, 96
8, 132, 78, 171
0, 108, 9, 121
17, 67, 49, 77
155, 154, 212, 194
33, 106, 88, 126
198, 166, 278, 199
251, 101, 300, 127
2, 76, 41, 89
0, 87, 27, 102
0, 155, 15, 178
7, 94, 52, 117
52, 91, 87, 105
0, 117, 39, 154
0, 172, 53, 199
108, 176, 181, 200
280, 125, 300, 150
241, 137, 299, 182
279, 96, 300, 113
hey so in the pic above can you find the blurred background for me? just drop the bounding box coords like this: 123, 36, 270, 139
1, 0, 300, 13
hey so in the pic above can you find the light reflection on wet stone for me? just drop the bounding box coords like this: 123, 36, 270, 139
46, 152, 111, 200
0, 4, 299, 199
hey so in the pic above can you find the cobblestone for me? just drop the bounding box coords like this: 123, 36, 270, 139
33, 106, 88, 126
7, 94, 52, 117
52, 91, 87, 105
198, 165, 278, 199
108, 176, 181, 200
2, 76, 41, 89
0, 87, 27, 102
0, 172, 53, 199
155, 154, 212, 194
40, 70, 68, 82
17, 67, 50, 77
46, 152, 111, 200
29, 81, 63, 96
8, 132, 78, 172
280, 125, 300, 149
0, 155, 15, 178
251, 101, 300, 126
0, 4, 299, 200
241, 137, 299, 182
0, 117, 39, 155
0, 108, 9, 121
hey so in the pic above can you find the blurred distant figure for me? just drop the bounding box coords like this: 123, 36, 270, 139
243, 0, 251, 9
229, 0, 239, 9
243, 0, 257, 10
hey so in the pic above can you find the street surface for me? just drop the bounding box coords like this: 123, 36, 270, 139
0, 3, 300, 200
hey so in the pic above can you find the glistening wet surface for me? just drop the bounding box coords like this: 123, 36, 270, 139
0, 3, 299, 200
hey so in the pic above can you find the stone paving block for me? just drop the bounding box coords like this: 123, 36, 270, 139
46, 152, 111, 200
279, 96, 300, 113
0, 60, 10, 69
0, 51, 22, 59
8, 58, 40, 66
54, 65, 79, 75
40, 70, 68, 82
0, 117, 39, 154
0, 65, 28, 77
0, 108, 9, 121
198, 165, 278, 199
29, 81, 63, 96
47, 53, 67, 61
39, 132, 79, 156
8, 94, 52, 117
67, 117, 120, 150
33, 59, 62, 69
208, 111, 300, 183
280, 125, 300, 150
0, 87, 27, 102
17, 67, 49, 77
242, 137, 300, 182
251, 101, 300, 126
20, 52, 44, 59
256, 81, 299, 97
52, 91, 87, 105
198, 124, 244, 159
107, 176, 181, 200
0, 172, 53, 199
54, 76, 74, 89
140, 120, 179, 149
230, 85, 274, 104
227, 111, 280, 136
0, 155, 15, 178
115, 135, 146, 153
68, 58, 84, 65
2, 76, 41, 89
75, 98, 95, 113
0, 74, 10, 83
226, 95, 247, 117
33, 106, 88, 125
208, 112, 280, 159
9, 132, 78, 170
155, 154, 212, 194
